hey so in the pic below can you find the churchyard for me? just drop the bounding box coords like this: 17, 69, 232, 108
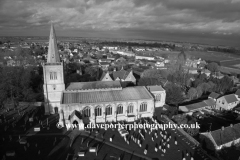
0, 105, 66, 160
68, 117, 212, 160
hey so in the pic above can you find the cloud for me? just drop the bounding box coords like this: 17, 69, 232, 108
0, 0, 240, 45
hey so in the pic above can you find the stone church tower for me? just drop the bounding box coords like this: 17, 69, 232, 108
43, 24, 65, 114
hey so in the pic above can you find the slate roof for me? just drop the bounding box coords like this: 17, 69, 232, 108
66, 81, 121, 91
62, 86, 153, 104
210, 123, 240, 146
222, 94, 238, 103
208, 92, 220, 99
146, 85, 165, 92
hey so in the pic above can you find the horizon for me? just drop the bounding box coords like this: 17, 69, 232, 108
0, 0, 240, 47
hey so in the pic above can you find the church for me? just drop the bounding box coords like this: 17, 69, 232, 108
43, 24, 166, 126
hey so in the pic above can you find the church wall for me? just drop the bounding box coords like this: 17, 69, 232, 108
61, 99, 154, 124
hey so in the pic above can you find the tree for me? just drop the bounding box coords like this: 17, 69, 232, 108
141, 69, 168, 85
85, 66, 101, 80
138, 78, 159, 86
206, 62, 219, 73
187, 88, 197, 100
196, 86, 203, 98
198, 83, 211, 94
165, 83, 185, 106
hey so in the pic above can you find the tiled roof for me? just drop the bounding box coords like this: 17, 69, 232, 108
235, 89, 240, 97
201, 69, 211, 73
99, 62, 110, 65
208, 92, 220, 99
112, 69, 130, 80
210, 123, 240, 146
223, 94, 238, 103
100, 72, 107, 81
181, 101, 208, 111
62, 86, 153, 104
66, 81, 122, 91
146, 85, 165, 92
203, 99, 216, 106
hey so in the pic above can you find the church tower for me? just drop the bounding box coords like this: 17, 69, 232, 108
43, 24, 65, 114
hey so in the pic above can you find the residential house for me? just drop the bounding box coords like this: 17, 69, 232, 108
230, 76, 239, 85
112, 68, 136, 84
135, 55, 155, 61
199, 123, 240, 150
179, 99, 216, 113
235, 89, 240, 101
112, 51, 135, 57
100, 72, 113, 81
116, 57, 126, 62
185, 59, 200, 68
216, 94, 239, 110
208, 92, 221, 102
212, 72, 224, 79
201, 69, 211, 77
99, 62, 110, 71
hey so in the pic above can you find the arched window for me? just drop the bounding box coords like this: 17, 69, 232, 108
117, 104, 123, 114
156, 94, 161, 101
83, 106, 91, 117
127, 104, 134, 114
105, 105, 112, 116
95, 106, 102, 117
140, 102, 147, 112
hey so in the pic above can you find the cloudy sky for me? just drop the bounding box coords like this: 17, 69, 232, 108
0, 0, 240, 46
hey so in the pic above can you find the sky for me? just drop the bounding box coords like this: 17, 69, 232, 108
0, 0, 240, 47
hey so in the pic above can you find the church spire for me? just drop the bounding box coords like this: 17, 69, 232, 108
47, 24, 60, 63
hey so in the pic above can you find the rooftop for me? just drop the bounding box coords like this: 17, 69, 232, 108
146, 85, 165, 92
222, 94, 238, 103
62, 86, 153, 104
210, 123, 240, 146
208, 92, 220, 99
66, 81, 122, 91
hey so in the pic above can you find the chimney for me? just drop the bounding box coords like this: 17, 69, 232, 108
230, 124, 233, 127
221, 126, 224, 131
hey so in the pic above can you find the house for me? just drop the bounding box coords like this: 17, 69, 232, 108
99, 59, 112, 63
208, 92, 221, 101
201, 69, 211, 77
216, 94, 239, 110
212, 72, 224, 79
135, 55, 155, 61
179, 101, 212, 113
235, 89, 240, 100
100, 72, 113, 81
112, 68, 136, 84
230, 76, 239, 84
116, 57, 126, 62
185, 59, 199, 68
199, 123, 240, 150
99, 62, 110, 71
112, 51, 135, 57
